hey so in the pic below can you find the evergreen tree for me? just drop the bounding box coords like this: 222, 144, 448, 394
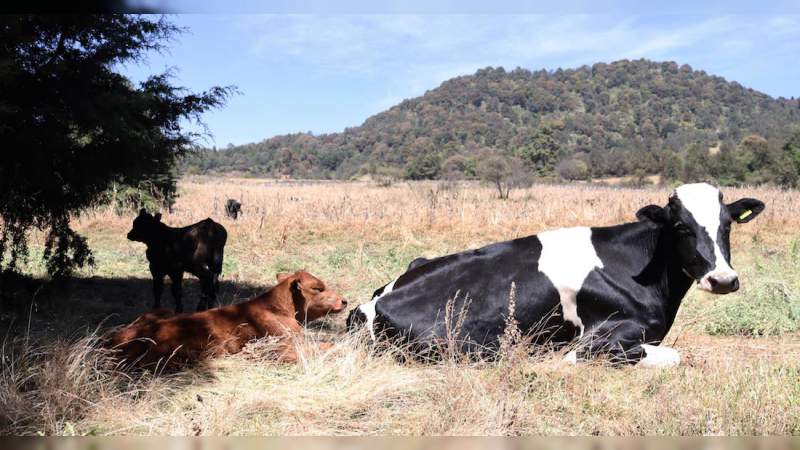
682, 143, 711, 182
518, 125, 559, 176
0, 15, 233, 276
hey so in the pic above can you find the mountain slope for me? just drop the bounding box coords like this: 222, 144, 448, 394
182, 59, 800, 181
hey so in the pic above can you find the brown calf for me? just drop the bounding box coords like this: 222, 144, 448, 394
110, 270, 346, 368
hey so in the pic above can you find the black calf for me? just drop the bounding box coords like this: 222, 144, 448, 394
225, 199, 242, 220
127, 209, 228, 312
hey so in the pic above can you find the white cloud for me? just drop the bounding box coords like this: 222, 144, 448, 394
614, 16, 735, 60
238, 14, 799, 100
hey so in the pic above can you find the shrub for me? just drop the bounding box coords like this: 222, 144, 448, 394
103, 179, 175, 216
441, 155, 468, 180
372, 166, 404, 187
404, 154, 442, 180
556, 159, 590, 181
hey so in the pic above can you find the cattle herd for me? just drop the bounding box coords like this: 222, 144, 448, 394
110, 183, 764, 370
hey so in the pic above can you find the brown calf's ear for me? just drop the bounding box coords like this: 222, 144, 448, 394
636, 205, 669, 224
276, 272, 293, 283
727, 198, 765, 224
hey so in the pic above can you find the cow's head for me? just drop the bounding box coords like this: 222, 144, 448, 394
636, 183, 764, 294
127, 209, 163, 243
277, 270, 347, 322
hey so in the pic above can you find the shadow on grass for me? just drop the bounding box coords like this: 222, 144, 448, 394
0, 273, 267, 343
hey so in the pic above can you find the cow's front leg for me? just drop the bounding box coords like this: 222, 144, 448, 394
600, 322, 679, 367
151, 272, 165, 310
637, 344, 680, 368
197, 275, 216, 311
169, 271, 184, 313
571, 322, 650, 365
563, 343, 680, 368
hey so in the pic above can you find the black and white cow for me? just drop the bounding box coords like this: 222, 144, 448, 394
347, 183, 764, 366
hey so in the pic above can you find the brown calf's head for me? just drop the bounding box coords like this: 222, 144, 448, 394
127, 209, 163, 244
276, 270, 347, 322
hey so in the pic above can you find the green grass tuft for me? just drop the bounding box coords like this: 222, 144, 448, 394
704, 243, 800, 336
705, 281, 800, 336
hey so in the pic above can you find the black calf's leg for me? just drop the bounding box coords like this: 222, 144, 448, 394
196, 276, 216, 311
206, 274, 219, 309
151, 275, 164, 309
212, 272, 221, 296
169, 271, 184, 313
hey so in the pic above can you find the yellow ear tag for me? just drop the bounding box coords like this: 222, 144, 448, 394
739, 210, 752, 220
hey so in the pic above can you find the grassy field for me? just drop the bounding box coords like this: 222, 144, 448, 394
1, 177, 799, 435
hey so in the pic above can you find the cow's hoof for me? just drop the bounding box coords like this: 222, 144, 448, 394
562, 350, 578, 365
638, 344, 680, 368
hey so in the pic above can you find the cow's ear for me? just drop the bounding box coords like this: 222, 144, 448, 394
154, 213, 162, 222
139, 208, 147, 216
636, 204, 669, 224
276, 272, 293, 283
727, 198, 765, 223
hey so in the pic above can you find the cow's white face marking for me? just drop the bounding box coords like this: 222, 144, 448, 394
357, 278, 397, 341
674, 183, 737, 291
537, 227, 603, 336
637, 344, 680, 368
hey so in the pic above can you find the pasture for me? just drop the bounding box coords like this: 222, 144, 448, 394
1, 177, 799, 435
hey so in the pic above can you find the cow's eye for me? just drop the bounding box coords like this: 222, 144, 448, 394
313, 287, 324, 292
674, 222, 691, 235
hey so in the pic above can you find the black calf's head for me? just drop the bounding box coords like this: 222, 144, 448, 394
637, 183, 764, 294
127, 209, 163, 243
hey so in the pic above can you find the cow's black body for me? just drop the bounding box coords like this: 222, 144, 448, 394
354, 222, 685, 360
128, 210, 227, 312
349, 185, 764, 364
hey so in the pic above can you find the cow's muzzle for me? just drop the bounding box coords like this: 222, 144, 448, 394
699, 272, 739, 294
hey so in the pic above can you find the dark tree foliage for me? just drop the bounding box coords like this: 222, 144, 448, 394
516, 123, 561, 176
182, 59, 800, 186
782, 128, 800, 177
405, 153, 442, 180
0, 15, 232, 276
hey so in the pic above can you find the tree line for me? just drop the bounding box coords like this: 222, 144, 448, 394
182, 59, 800, 188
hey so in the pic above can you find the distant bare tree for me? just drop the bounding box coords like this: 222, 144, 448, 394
477, 155, 533, 199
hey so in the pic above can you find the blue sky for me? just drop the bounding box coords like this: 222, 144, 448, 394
120, 13, 800, 147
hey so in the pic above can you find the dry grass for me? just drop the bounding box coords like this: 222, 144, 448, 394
1, 177, 799, 435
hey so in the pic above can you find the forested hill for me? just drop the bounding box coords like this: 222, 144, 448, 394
182, 59, 800, 185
